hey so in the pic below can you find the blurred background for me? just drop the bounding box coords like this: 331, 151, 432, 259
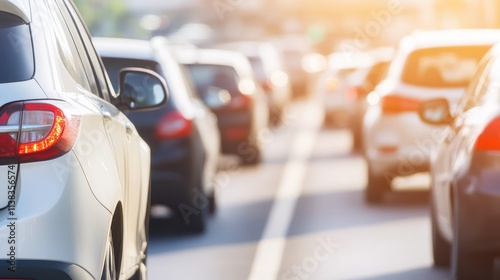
74, 0, 500, 55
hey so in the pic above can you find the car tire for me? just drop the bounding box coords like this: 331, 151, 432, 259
270, 106, 283, 127
430, 195, 450, 267
240, 145, 261, 165
451, 196, 493, 280
208, 191, 217, 214
184, 203, 206, 233
101, 230, 117, 280
182, 169, 207, 233
351, 129, 363, 153
365, 171, 390, 204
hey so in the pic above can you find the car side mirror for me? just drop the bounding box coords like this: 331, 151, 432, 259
117, 68, 168, 111
418, 98, 454, 125
202, 86, 231, 109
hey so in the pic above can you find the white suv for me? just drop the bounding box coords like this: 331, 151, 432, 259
0, 1, 167, 279
362, 29, 500, 203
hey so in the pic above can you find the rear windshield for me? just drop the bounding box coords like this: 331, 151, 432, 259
247, 57, 267, 84
401, 46, 491, 88
0, 12, 34, 83
186, 64, 240, 96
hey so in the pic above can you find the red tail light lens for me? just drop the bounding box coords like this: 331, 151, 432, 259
156, 111, 192, 139
345, 87, 362, 102
381, 95, 420, 114
262, 80, 273, 92
223, 127, 249, 140
325, 77, 339, 93
475, 117, 500, 151
227, 94, 252, 110
0, 101, 80, 163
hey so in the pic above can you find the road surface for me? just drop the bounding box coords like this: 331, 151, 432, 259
147, 100, 451, 280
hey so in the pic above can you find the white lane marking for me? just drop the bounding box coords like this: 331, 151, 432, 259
248, 101, 323, 280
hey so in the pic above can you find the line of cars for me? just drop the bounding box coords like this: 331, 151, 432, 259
324, 29, 500, 279
0, 0, 297, 279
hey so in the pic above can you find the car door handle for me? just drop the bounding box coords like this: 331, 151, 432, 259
124, 122, 134, 134
102, 111, 112, 120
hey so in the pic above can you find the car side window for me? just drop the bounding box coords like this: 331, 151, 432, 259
61, 0, 114, 101
52, 1, 99, 95
480, 57, 500, 105
458, 56, 494, 113
44, 1, 92, 92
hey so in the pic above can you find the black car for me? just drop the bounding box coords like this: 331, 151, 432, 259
419, 42, 500, 279
95, 37, 221, 232
176, 48, 269, 165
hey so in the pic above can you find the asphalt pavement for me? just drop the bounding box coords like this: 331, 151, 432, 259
147, 99, 451, 280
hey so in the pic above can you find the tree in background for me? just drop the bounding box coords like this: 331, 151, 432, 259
73, 0, 146, 38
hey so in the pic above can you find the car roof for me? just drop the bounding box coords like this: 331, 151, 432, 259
0, 0, 31, 23
175, 48, 247, 66
93, 37, 155, 61
400, 29, 500, 51
175, 47, 254, 78
216, 41, 277, 57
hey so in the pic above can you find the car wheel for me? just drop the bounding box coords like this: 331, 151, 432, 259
430, 195, 450, 267
351, 129, 363, 153
208, 190, 217, 214
365, 170, 391, 204
101, 230, 117, 280
451, 197, 493, 280
184, 203, 206, 233
240, 145, 261, 165
182, 170, 207, 233
270, 106, 283, 127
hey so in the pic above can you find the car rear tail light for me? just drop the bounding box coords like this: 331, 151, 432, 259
475, 117, 500, 151
0, 101, 79, 163
270, 71, 288, 88
381, 95, 420, 114
325, 77, 339, 93
156, 111, 192, 139
223, 127, 249, 140
262, 71, 289, 93
238, 79, 256, 96
345, 87, 363, 102
262, 80, 273, 92
226, 94, 252, 110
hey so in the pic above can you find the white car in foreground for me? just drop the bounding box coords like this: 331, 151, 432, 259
0, 1, 167, 279
362, 29, 500, 203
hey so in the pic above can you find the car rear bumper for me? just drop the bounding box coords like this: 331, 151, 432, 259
365, 146, 431, 177
363, 108, 442, 177
150, 138, 198, 207
0, 152, 111, 280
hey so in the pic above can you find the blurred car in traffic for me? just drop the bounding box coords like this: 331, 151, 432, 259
271, 35, 316, 98
0, 1, 168, 279
216, 41, 291, 125
95, 37, 221, 232
419, 42, 500, 280
362, 29, 500, 203
318, 47, 393, 150
176, 47, 269, 165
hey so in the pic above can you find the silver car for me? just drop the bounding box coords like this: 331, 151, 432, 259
0, 1, 167, 279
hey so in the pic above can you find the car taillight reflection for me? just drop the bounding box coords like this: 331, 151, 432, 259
381, 95, 420, 114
